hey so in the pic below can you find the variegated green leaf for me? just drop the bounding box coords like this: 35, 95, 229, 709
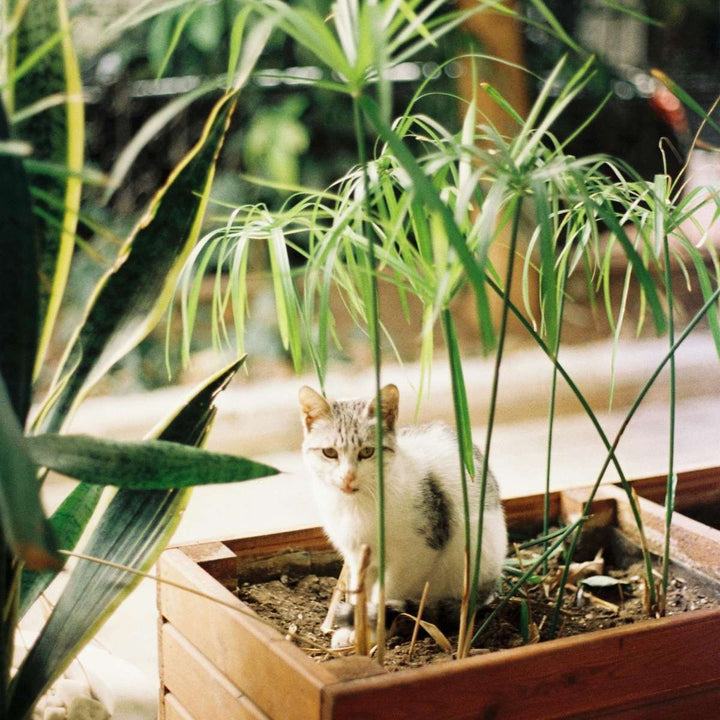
18, 356, 247, 617
10, 0, 84, 378
0, 97, 37, 425
12, 358, 256, 714
36, 90, 239, 434
26, 434, 278, 490
0, 376, 59, 571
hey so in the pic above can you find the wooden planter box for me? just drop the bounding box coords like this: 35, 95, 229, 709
158, 473, 720, 720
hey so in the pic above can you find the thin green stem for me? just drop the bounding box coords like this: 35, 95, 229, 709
483, 271, 660, 623
441, 310, 472, 558
661, 233, 676, 604
352, 97, 386, 663
543, 262, 568, 571
472, 516, 585, 644
548, 283, 720, 634
440, 309, 472, 654
468, 199, 523, 625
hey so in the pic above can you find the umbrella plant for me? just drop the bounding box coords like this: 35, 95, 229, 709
0, 1, 277, 717
178, 0, 720, 660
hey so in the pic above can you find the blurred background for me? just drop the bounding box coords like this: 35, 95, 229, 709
58, 0, 720, 397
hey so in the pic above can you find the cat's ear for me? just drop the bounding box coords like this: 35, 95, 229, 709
298, 386, 332, 432
367, 384, 399, 431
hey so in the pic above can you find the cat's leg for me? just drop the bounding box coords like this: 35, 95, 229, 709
330, 556, 379, 649
330, 601, 356, 648
475, 508, 507, 605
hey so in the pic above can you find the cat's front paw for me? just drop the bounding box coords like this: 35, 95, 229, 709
330, 626, 355, 649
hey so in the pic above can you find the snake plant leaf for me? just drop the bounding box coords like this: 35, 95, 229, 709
18, 357, 247, 617
144, 355, 247, 445
26, 435, 278, 490
10, 0, 84, 378
11, 359, 260, 713
18, 482, 104, 619
37, 90, 239, 434
0, 98, 38, 426
0, 375, 59, 571
9, 488, 189, 719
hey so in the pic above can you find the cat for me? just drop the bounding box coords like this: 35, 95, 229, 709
298, 383, 507, 648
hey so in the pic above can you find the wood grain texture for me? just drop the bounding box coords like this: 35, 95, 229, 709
162, 622, 271, 720
629, 466, 720, 510
591, 682, 720, 719
611, 484, 720, 583
323, 609, 720, 720
159, 484, 720, 720
158, 547, 333, 720
164, 694, 194, 720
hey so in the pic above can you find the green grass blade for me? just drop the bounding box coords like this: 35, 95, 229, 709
532, 181, 558, 348
481, 82, 525, 128
250, 1, 351, 83
441, 311, 475, 477
685, 242, 720, 357
155, 3, 199, 80
227, 5, 253, 87
0, 98, 37, 425
268, 227, 303, 372
594, 197, 667, 334
651, 70, 720, 137
26, 435, 279, 490
597, 0, 662, 24
441, 310, 473, 564
528, 0, 582, 53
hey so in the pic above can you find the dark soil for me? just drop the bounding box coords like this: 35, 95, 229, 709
234, 529, 720, 672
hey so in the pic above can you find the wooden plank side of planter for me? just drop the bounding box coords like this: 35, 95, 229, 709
322, 608, 720, 720
181, 540, 238, 589
224, 525, 330, 558
164, 694, 194, 720
628, 466, 720, 510
591, 681, 720, 719
503, 490, 562, 530
162, 622, 271, 720
158, 547, 336, 720
562, 485, 720, 582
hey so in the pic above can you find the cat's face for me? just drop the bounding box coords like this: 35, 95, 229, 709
298, 385, 399, 496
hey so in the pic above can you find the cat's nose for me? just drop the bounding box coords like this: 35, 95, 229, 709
340, 472, 357, 493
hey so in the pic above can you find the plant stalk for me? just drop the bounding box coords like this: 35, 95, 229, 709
660, 229, 676, 612
472, 516, 585, 643
352, 96, 386, 664
547, 283, 720, 635
440, 309, 473, 657
543, 261, 569, 572
467, 199, 523, 643
481, 273, 720, 623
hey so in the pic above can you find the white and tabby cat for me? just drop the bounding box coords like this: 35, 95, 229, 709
298, 383, 507, 647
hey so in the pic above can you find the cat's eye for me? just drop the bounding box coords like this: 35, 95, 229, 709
322, 447, 339, 459
357, 446, 375, 460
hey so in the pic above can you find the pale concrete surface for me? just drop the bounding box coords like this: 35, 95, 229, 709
33, 332, 720, 698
